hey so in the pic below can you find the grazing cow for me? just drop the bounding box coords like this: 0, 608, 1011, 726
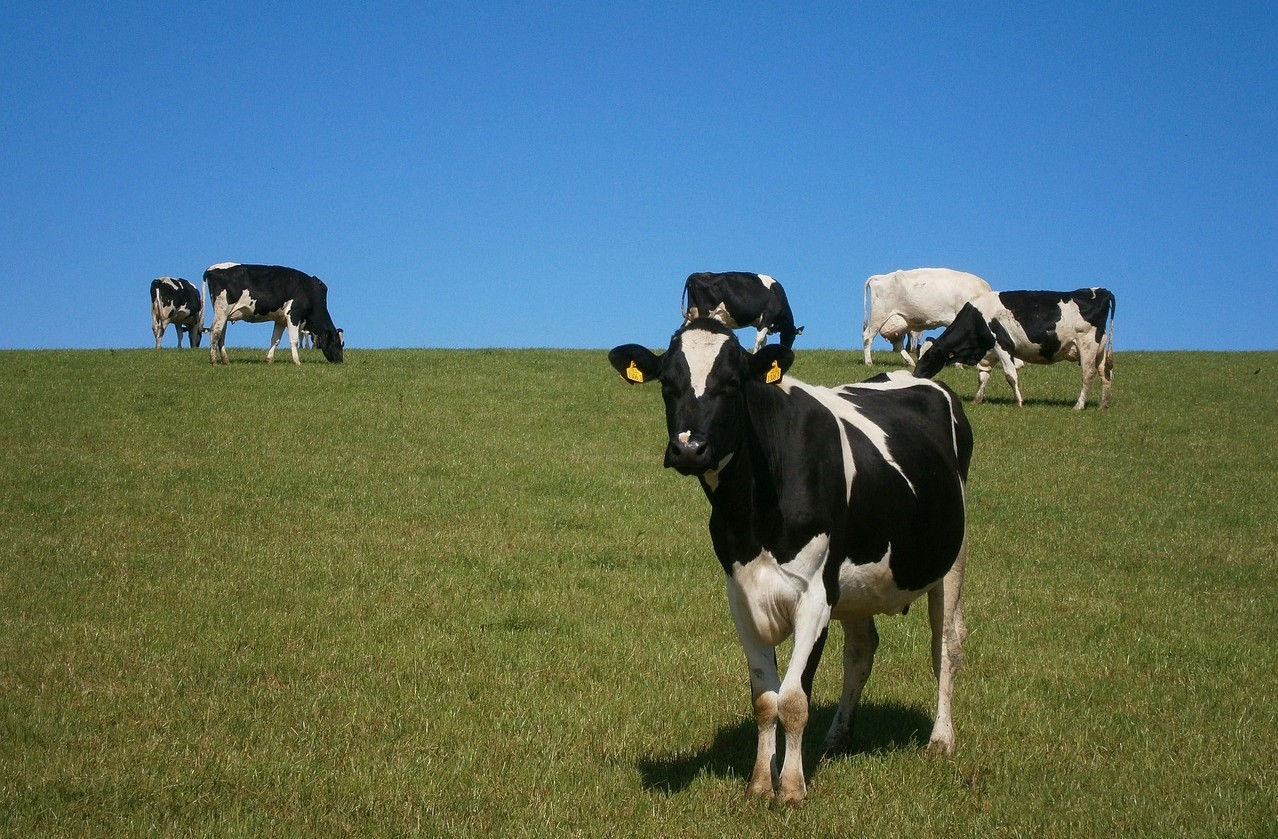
914, 288, 1116, 410
150, 277, 204, 348
683, 271, 803, 351
203, 263, 343, 365
609, 319, 972, 806
862, 268, 993, 366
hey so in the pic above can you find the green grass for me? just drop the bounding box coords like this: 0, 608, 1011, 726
1, 346, 1275, 837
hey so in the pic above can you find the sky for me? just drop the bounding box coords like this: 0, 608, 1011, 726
1, 1, 1275, 352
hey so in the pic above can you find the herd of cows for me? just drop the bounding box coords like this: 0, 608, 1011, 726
606, 268, 1115, 806
150, 262, 1114, 806
148, 263, 344, 366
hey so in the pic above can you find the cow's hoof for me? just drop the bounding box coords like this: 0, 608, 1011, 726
775, 786, 807, 809
926, 736, 955, 757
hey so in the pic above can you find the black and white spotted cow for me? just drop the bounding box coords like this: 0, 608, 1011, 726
914, 288, 1116, 409
150, 277, 204, 348
683, 271, 803, 351
609, 319, 972, 807
203, 263, 344, 365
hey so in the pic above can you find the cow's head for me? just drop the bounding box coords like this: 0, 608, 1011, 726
312, 327, 345, 363
609, 319, 793, 476
913, 304, 993, 379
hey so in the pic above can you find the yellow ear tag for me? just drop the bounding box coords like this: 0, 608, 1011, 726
765, 360, 782, 384
625, 360, 646, 383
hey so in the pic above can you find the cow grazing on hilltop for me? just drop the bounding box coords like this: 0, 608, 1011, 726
862, 268, 992, 366
683, 271, 803, 351
914, 287, 1115, 409
203, 263, 343, 365
609, 319, 972, 807
150, 277, 204, 348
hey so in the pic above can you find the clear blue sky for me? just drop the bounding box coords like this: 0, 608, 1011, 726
2, 2, 1274, 351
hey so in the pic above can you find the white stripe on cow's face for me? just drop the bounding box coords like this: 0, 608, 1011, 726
680, 329, 731, 398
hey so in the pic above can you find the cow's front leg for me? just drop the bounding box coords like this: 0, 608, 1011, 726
267, 322, 286, 363
774, 595, 831, 807
753, 328, 770, 353
208, 315, 229, 365
973, 364, 991, 404
727, 586, 781, 800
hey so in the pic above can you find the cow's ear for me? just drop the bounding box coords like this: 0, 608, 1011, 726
609, 344, 662, 384
749, 345, 793, 385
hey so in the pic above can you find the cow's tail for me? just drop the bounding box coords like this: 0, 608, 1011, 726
681, 279, 691, 321
862, 276, 872, 336
200, 277, 209, 330
1102, 288, 1116, 371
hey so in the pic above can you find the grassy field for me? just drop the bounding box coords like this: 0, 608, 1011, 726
1, 346, 1275, 837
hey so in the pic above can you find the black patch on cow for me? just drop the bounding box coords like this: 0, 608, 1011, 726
1075, 288, 1116, 339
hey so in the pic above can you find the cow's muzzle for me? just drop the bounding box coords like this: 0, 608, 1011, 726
665, 435, 713, 475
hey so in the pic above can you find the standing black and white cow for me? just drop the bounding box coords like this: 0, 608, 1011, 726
683, 271, 803, 351
914, 287, 1116, 409
203, 263, 344, 365
150, 277, 204, 349
610, 319, 972, 807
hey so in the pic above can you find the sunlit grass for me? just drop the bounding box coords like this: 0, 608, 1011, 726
1, 347, 1275, 837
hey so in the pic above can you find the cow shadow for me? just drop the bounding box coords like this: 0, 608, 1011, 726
970, 395, 1082, 408
637, 700, 933, 794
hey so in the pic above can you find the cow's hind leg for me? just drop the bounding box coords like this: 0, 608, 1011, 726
1074, 342, 1100, 410
209, 312, 229, 365
266, 322, 286, 364
820, 616, 878, 754
1100, 341, 1114, 409
926, 536, 968, 755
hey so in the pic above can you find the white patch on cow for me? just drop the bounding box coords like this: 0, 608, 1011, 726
681, 329, 731, 398
757, 274, 776, 289
728, 534, 830, 647
208, 262, 239, 271
831, 548, 923, 619
706, 302, 740, 329
701, 452, 735, 493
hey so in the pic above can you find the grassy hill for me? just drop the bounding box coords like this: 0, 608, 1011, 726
2, 347, 1275, 837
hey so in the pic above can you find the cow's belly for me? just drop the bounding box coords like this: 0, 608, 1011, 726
830, 555, 924, 620
229, 305, 288, 325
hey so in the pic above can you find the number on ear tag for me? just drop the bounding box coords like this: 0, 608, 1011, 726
625, 360, 646, 383
765, 360, 782, 384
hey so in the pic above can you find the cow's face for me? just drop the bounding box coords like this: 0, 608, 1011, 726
610, 320, 792, 476
314, 328, 344, 363
913, 305, 994, 379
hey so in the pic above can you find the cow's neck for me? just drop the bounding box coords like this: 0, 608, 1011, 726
701, 382, 789, 568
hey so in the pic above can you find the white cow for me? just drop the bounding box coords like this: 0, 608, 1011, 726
862, 268, 992, 366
